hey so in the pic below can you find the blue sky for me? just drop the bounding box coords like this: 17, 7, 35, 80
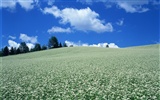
0, 0, 159, 49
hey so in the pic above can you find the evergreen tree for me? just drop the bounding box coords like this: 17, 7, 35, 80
63, 43, 67, 47
34, 43, 41, 51
41, 45, 47, 50
9, 47, 14, 55
16, 48, 21, 54
106, 44, 109, 48
13, 47, 17, 54
48, 36, 59, 49
3, 46, 9, 56
30, 48, 35, 52
59, 42, 62, 48
19, 42, 29, 53
0, 50, 3, 57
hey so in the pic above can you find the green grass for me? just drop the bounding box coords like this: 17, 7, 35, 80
1, 44, 160, 99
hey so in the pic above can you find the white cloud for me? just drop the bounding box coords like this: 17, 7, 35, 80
77, 0, 154, 13
90, 43, 119, 48
0, 0, 36, 11
17, 0, 34, 11
65, 40, 119, 48
89, 42, 119, 48
48, 26, 72, 33
47, 0, 55, 5
0, 0, 17, 9
8, 34, 37, 50
9, 35, 16, 39
19, 33, 38, 44
65, 40, 79, 47
90, 43, 108, 47
26, 43, 35, 50
108, 43, 119, 48
82, 43, 89, 47
8, 40, 20, 49
43, 6, 113, 33
43, 6, 61, 17
116, 19, 124, 26
8, 40, 35, 50
117, 2, 149, 13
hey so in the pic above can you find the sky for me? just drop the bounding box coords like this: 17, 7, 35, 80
0, 0, 159, 49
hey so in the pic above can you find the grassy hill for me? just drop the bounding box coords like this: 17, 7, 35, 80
126, 44, 159, 49
1, 44, 159, 99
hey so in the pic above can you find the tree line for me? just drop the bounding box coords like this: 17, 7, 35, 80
0, 36, 67, 57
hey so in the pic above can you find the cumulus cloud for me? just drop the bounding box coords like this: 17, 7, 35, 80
42, 6, 61, 17
19, 33, 38, 44
48, 26, 72, 33
65, 40, 79, 47
0, 0, 36, 11
90, 43, 108, 47
108, 43, 119, 48
9, 35, 16, 40
7, 34, 37, 50
8, 40, 20, 49
17, 0, 34, 10
65, 40, 119, 48
26, 43, 35, 50
0, 0, 17, 9
8, 40, 35, 50
43, 6, 113, 33
89, 43, 119, 48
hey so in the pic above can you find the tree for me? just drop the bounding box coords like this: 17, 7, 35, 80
48, 36, 59, 49
3, 46, 9, 56
106, 44, 109, 48
59, 42, 62, 48
0, 50, 3, 57
13, 47, 17, 54
41, 45, 47, 50
19, 42, 29, 53
63, 43, 67, 47
30, 48, 35, 52
16, 48, 21, 54
9, 47, 14, 55
34, 43, 41, 51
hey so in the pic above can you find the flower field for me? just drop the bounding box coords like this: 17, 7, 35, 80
1, 44, 159, 99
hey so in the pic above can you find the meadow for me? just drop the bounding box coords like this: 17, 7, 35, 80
0, 44, 159, 99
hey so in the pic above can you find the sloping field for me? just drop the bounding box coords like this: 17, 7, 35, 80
0, 44, 159, 99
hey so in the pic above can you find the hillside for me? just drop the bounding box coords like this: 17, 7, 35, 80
1, 44, 159, 99
126, 44, 159, 49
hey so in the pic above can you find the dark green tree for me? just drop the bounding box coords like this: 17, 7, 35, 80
34, 43, 41, 51
9, 47, 14, 55
3, 46, 9, 56
106, 44, 109, 48
16, 48, 21, 54
30, 48, 35, 52
48, 36, 59, 49
59, 42, 62, 48
13, 47, 17, 54
19, 42, 29, 53
63, 43, 67, 47
41, 45, 47, 50
0, 50, 3, 57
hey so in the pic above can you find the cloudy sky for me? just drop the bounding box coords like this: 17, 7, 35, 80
0, 0, 159, 49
